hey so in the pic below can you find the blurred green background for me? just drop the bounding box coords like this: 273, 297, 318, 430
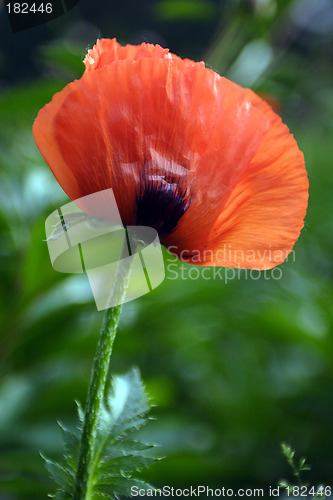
0, 0, 333, 498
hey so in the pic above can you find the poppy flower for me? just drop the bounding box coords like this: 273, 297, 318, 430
33, 38, 308, 270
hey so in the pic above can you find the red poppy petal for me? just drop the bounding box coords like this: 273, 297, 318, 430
169, 90, 308, 269
33, 67, 136, 223
32, 81, 82, 198
166, 77, 271, 250
83, 38, 204, 73
33, 56, 193, 222
33, 55, 307, 268
35, 57, 262, 224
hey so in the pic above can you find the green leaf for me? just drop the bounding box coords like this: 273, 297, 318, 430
102, 440, 155, 459
43, 456, 74, 489
281, 442, 295, 463
75, 400, 85, 424
51, 492, 73, 500
58, 424, 80, 470
98, 455, 156, 474
44, 368, 158, 498
94, 477, 154, 498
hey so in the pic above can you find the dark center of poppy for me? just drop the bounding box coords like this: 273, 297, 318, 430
136, 176, 190, 238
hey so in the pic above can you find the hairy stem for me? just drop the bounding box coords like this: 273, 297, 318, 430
73, 255, 131, 500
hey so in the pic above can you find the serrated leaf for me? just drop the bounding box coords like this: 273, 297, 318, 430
104, 369, 150, 429
98, 455, 156, 475
50, 491, 73, 500
75, 400, 85, 424
95, 477, 153, 498
59, 424, 80, 467
44, 368, 158, 499
43, 456, 74, 489
87, 494, 110, 500
103, 440, 155, 459
94, 369, 151, 457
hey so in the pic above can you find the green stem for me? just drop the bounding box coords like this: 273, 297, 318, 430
73, 251, 132, 499
73, 304, 122, 500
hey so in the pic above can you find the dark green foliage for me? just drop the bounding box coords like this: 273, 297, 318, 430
1, 0, 333, 498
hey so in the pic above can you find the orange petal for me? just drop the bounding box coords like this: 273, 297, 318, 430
168, 89, 308, 269
32, 80, 82, 199
165, 77, 271, 252
83, 38, 204, 72
33, 48, 308, 269
35, 57, 250, 224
